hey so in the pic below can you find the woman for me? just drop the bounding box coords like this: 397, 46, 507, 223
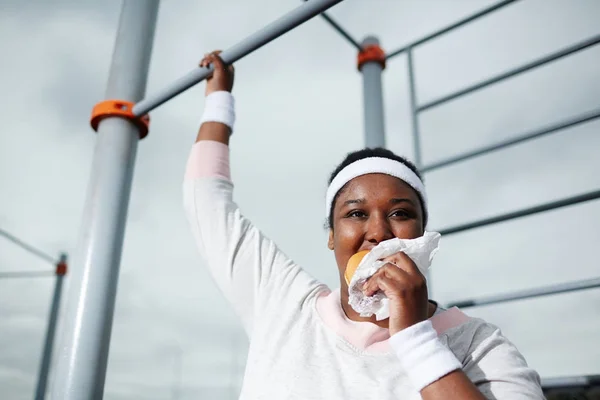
183, 52, 545, 399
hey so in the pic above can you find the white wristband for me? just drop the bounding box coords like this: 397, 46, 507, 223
200, 91, 235, 133
389, 320, 462, 392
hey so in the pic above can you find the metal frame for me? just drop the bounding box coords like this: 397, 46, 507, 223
44, 0, 598, 397
393, 3, 600, 308
0, 228, 67, 400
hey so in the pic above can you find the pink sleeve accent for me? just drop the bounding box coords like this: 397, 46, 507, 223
184, 140, 231, 181
430, 307, 471, 336
315, 290, 391, 353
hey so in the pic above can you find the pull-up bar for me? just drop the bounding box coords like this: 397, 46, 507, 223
132, 0, 344, 117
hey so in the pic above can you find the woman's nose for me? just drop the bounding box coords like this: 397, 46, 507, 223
365, 214, 394, 244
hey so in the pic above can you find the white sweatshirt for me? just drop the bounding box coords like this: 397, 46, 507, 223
183, 141, 545, 400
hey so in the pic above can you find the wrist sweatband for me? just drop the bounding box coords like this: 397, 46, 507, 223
200, 91, 235, 132
389, 320, 462, 392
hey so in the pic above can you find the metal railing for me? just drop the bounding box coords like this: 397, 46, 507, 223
384, 1, 600, 309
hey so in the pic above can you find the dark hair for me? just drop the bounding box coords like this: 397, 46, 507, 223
326, 147, 427, 229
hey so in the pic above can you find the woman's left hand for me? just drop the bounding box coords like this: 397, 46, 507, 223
362, 252, 429, 336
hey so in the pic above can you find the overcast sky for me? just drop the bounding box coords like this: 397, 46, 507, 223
1, 0, 599, 399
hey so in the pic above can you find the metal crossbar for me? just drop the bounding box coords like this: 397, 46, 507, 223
438, 189, 600, 236
0, 270, 55, 279
446, 277, 600, 308
0, 227, 57, 265
419, 33, 600, 112
386, 0, 521, 59
301, 0, 361, 50
422, 108, 600, 172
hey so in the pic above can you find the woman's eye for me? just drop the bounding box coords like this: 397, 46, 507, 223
390, 209, 410, 218
347, 210, 366, 218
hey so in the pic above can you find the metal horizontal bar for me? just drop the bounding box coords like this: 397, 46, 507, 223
132, 0, 344, 116
0, 270, 55, 279
301, 0, 362, 50
386, 0, 520, 59
541, 375, 600, 389
446, 276, 600, 309
422, 108, 600, 173
419, 33, 600, 112
438, 189, 600, 236
0, 228, 57, 265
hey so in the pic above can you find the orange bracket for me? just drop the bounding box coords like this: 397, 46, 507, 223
56, 260, 68, 276
357, 44, 386, 71
90, 100, 150, 139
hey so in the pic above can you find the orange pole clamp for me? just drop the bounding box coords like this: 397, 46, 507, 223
56, 260, 68, 276
357, 44, 386, 71
90, 100, 150, 139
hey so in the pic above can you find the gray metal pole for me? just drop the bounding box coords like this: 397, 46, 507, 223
34, 254, 67, 400
132, 0, 345, 116
50, 2, 158, 399
406, 47, 422, 169
359, 36, 386, 148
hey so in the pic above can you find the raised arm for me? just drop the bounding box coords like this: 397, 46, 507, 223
183, 52, 321, 336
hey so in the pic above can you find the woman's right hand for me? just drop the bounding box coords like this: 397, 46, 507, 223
200, 51, 235, 96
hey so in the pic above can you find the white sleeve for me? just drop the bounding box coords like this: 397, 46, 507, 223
182, 143, 321, 336
461, 323, 546, 399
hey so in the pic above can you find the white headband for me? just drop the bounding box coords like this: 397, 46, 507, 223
325, 157, 427, 217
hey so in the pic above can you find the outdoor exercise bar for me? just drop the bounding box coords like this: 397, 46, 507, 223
132, 0, 345, 117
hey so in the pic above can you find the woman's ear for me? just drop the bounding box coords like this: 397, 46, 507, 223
328, 229, 334, 250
